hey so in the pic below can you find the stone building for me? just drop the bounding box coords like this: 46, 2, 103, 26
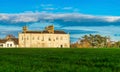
19, 25, 70, 48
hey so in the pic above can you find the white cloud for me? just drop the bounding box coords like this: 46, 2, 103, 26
102, 16, 120, 22
0, 12, 120, 23
13, 15, 38, 22
43, 8, 57, 10
0, 12, 120, 41
0, 12, 39, 22
0, 14, 9, 20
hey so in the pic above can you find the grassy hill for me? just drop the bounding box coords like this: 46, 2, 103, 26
0, 48, 120, 72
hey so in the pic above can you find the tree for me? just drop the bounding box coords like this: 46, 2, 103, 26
80, 34, 109, 48
71, 34, 112, 48
114, 41, 120, 48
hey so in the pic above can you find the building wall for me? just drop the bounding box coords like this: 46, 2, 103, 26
19, 33, 70, 48
3, 41, 18, 48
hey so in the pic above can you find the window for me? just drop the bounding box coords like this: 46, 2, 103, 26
60, 45, 63, 48
64, 44, 67, 47
10, 44, 12, 47
61, 37, 63, 40
48, 38, 51, 41
0, 44, 3, 47
33, 37, 34, 40
64, 37, 67, 40
7, 44, 9, 47
56, 37, 58, 40
42, 37, 44, 41
38, 37, 39, 40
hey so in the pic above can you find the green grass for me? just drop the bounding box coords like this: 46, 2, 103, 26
0, 48, 120, 72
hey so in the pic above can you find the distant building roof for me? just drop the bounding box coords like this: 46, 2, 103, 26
0, 38, 18, 45
0, 39, 7, 43
22, 30, 66, 34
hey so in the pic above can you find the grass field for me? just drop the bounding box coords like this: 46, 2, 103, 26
0, 48, 120, 72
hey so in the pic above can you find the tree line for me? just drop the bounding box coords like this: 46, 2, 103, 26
71, 34, 120, 48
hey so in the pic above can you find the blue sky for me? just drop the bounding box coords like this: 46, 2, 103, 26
0, 0, 120, 15
0, 0, 120, 42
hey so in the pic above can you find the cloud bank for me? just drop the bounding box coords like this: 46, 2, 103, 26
0, 12, 120, 42
0, 12, 120, 23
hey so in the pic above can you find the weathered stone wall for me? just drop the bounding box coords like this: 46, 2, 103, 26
19, 33, 70, 48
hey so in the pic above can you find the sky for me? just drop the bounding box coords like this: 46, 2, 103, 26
0, 0, 120, 42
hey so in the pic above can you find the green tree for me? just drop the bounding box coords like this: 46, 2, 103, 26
81, 34, 109, 48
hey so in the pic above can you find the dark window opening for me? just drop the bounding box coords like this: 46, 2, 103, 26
49, 38, 51, 41
42, 37, 44, 41
38, 37, 39, 40
10, 44, 12, 47
56, 37, 58, 40
61, 45, 63, 48
7, 44, 9, 47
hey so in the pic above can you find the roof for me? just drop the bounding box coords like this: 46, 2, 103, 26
0, 38, 18, 45
22, 30, 66, 34
11, 38, 18, 45
0, 39, 7, 43
54, 30, 66, 34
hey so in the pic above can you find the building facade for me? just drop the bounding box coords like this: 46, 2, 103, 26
0, 35, 18, 48
19, 25, 70, 48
